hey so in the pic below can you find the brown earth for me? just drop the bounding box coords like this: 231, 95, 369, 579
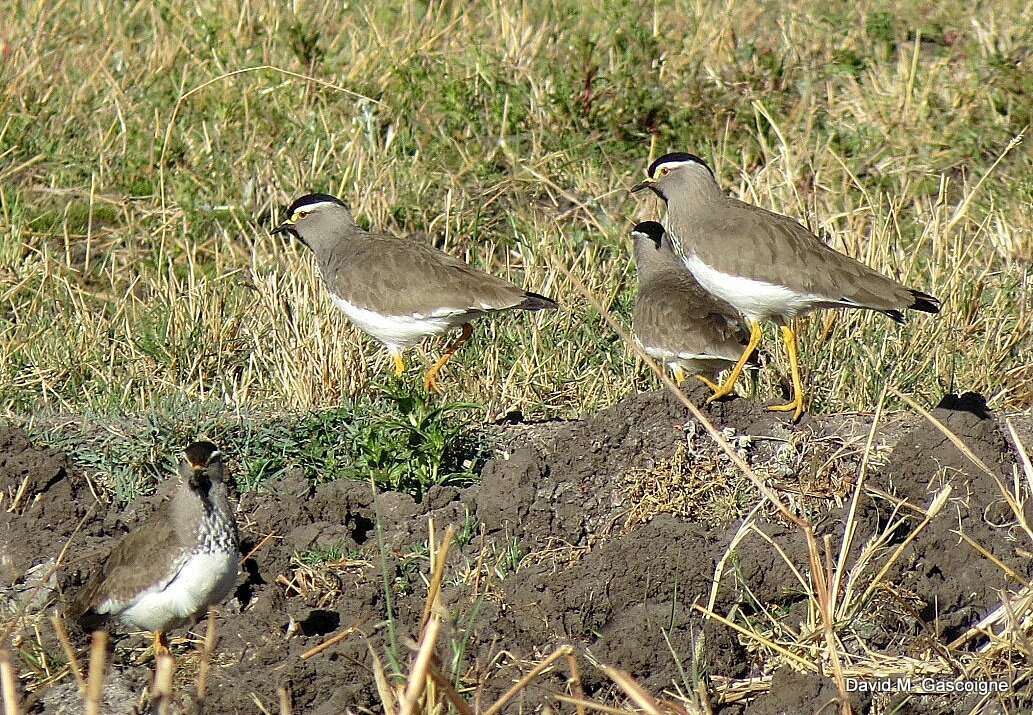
1, 387, 1031, 714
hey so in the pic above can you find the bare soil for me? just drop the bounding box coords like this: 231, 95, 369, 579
2, 387, 1031, 713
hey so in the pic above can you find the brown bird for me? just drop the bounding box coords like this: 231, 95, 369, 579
69, 442, 238, 655
630, 221, 750, 389
272, 193, 558, 392
632, 153, 940, 420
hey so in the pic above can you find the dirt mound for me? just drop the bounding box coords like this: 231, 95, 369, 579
2, 388, 1031, 713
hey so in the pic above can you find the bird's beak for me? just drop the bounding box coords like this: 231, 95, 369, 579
630, 179, 666, 200
271, 220, 296, 237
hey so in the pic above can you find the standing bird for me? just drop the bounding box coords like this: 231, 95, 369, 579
630, 221, 751, 390
272, 193, 558, 392
631, 153, 940, 420
69, 442, 238, 656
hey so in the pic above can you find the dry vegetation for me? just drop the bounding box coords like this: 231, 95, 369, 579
1, 0, 1032, 713
1, 0, 1030, 422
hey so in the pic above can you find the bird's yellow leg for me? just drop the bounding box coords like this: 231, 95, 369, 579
424, 323, 473, 393
694, 374, 720, 392
706, 320, 763, 402
153, 631, 170, 656
391, 352, 406, 376
768, 324, 805, 421
672, 365, 686, 384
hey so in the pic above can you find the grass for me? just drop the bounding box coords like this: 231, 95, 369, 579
24, 380, 484, 500
0, 0, 1030, 427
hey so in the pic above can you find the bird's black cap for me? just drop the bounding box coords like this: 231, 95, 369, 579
184, 441, 222, 468
647, 153, 714, 179
630, 221, 665, 247
284, 193, 348, 216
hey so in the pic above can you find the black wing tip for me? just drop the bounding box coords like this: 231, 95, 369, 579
909, 290, 941, 315
520, 292, 559, 311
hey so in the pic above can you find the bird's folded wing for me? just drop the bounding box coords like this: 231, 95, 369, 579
70, 515, 183, 617
695, 201, 914, 310
325, 234, 530, 316
635, 277, 746, 362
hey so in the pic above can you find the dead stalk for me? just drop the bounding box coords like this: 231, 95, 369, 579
299, 625, 359, 660
483, 646, 573, 715
195, 609, 218, 703
153, 653, 174, 715
278, 686, 292, 715
49, 614, 85, 695
599, 665, 662, 715
564, 651, 587, 715
553, 693, 632, 715
398, 612, 443, 715
84, 631, 107, 715
419, 524, 456, 633
0, 650, 20, 715
856, 486, 951, 608
427, 660, 475, 715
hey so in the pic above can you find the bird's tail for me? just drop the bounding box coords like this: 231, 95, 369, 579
908, 290, 940, 314
519, 291, 558, 311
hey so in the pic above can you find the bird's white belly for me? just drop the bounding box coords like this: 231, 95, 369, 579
330, 295, 464, 349
682, 254, 821, 321
634, 339, 730, 372
114, 551, 238, 632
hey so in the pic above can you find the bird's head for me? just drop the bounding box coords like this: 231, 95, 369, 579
630, 152, 716, 202
629, 220, 680, 267
271, 193, 356, 253
630, 220, 665, 250
180, 441, 224, 491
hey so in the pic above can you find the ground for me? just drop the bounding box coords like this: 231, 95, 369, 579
2, 387, 1031, 713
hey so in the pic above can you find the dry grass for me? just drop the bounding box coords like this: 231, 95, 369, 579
0, 0, 1030, 422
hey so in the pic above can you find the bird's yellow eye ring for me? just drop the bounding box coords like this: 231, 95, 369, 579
295, 210, 309, 220
658, 167, 670, 177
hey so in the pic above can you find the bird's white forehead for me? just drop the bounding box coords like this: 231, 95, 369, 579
656, 160, 708, 173
292, 201, 338, 215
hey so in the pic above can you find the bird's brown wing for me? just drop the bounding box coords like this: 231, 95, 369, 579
69, 511, 184, 623
322, 233, 546, 316
634, 272, 747, 362
686, 199, 918, 311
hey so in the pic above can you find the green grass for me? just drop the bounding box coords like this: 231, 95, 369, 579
26, 380, 484, 500
1, 0, 1031, 422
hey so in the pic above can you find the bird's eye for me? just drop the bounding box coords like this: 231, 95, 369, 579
296, 210, 309, 220
659, 167, 670, 177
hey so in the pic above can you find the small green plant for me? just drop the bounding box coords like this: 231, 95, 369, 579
296, 541, 358, 566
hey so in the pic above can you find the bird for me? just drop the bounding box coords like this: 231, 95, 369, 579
271, 193, 558, 392
69, 441, 238, 656
631, 153, 940, 420
629, 221, 751, 390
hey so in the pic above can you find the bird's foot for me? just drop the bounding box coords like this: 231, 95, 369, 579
767, 397, 805, 423
423, 368, 444, 394
704, 382, 737, 403
392, 353, 406, 376
694, 374, 720, 392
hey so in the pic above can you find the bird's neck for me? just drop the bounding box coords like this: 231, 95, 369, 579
172, 481, 235, 548
634, 243, 683, 282
668, 176, 724, 219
